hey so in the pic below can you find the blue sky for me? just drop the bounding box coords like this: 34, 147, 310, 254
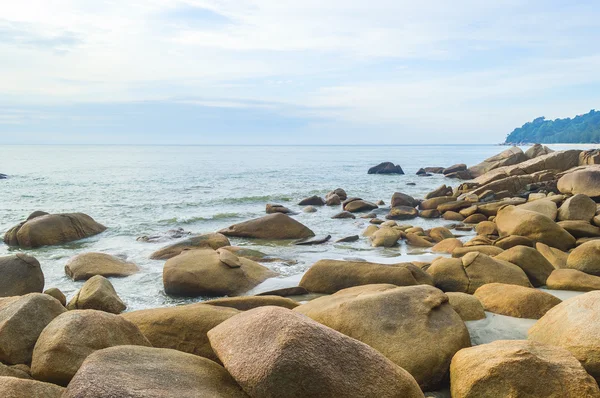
1, 0, 599, 144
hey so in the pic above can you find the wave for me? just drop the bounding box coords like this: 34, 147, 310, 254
218, 195, 292, 205
158, 212, 245, 225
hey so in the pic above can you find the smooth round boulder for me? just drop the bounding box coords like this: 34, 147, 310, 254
474, 283, 561, 319
265, 203, 293, 214
391, 192, 418, 208
432, 238, 463, 254
122, 303, 239, 362
65, 252, 139, 281
558, 220, 600, 238
204, 295, 298, 310
0, 293, 66, 364
344, 199, 379, 213
299, 259, 432, 294
406, 233, 434, 248
43, 288, 66, 306
0, 254, 44, 297
67, 275, 126, 314
298, 195, 325, 206
517, 199, 558, 220
547, 269, 600, 292
463, 213, 487, 224
208, 306, 424, 398
62, 346, 248, 398
446, 292, 486, 321
3, 212, 106, 248
325, 194, 341, 206
493, 235, 534, 250
370, 227, 400, 247
218, 213, 314, 240
163, 249, 277, 297
495, 205, 576, 251
567, 240, 600, 276
31, 310, 151, 386
558, 194, 597, 221
386, 206, 418, 220
368, 162, 405, 175
0, 376, 64, 398
443, 211, 464, 221
450, 340, 600, 398
295, 284, 471, 390
452, 245, 504, 257
149, 233, 230, 260
475, 221, 497, 236
429, 227, 454, 242
536, 242, 568, 269
495, 245, 555, 287
558, 168, 600, 198
529, 291, 600, 381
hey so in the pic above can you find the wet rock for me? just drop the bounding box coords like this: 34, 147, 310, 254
299, 259, 432, 294
336, 235, 359, 243
450, 340, 600, 398
474, 283, 561, 319
208, 306, 424, 398
446, 292, 485, 321
328, 188, 347, 201
303, 206, 317, 213
67, 275, 126, 314
136, 227, 191, 243
495, 245, 555, 287
368, 162, 405, 175
343, 199, 379, 213
371, 227, 401, 247
149, 233, 231, 260
362, 225, 379, 237
331, 211, 355, 219
420, 209, 441, 218
295, 284, 471, 390
547, 269, 600, 292
325, 194, 341, 206
266, 203, 294, 214
219, 246, 285, 263
567, 240, 600, 276
298, 195, 325, 206
65, 252, 139, 281
443, 164, 467, 175
163, 249, 277, 297
219, 213, 314, 240
391, 192, 418, 208
0, 376, 64, 398
0, 254, 44, 297
387, 206, 418, 220
31, 310, 151, 386
62, 346, 248, 398
3, 212, 106, 248
294, 235, 331, 245
406, 233, 434, 248
425, 167, 445, 174
558, 194, 597, 221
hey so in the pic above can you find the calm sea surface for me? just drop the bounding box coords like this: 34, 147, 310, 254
0, 144, 593, 311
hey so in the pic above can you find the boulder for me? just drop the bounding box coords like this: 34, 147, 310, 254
429, 227, 454, 242
529, 291, 600, 381
536, 242, 568, 269
387, 206, 418, 220
328, 188, 347, 201
547, 269, 600, 292
43, 288, 66, 306
219, 246, 283, 263
557, 220, 600, 238
265, 203, 293, 214
370, 227, 401, 247
295, 284, 471, 390
463, 214, 487, 224
219, 213, 314, 240
424, 167, 445, 174
344, 199, 379, 213
558, 194, 597, 221
475, 221, 497, 235
495, 205, 576, 251
331, 211, 355, 219
299, 259, 433, 294
303, 206, 317, 213
122, 303, 239, 361
419, 196, 455, 210
362, 224, 379, 237
427, 252, 531, 294
495, 245, 555, 287
580, 149, 600, 165
459, 205, 478, 217
438, 200, 473, 213
474, 283, 561, 319
494, 235, 534, 250
0, 363, 32, 379
294, 235, 331, 245
443, 211, 464, 221
257, 286, 309, 297
420, 209, 440, 218
468, 147, 528, 178
163, 249, 277, 297
425, 185, 453, 199
298, 195, 325, 206
208, 307, 424, 398
464, 235, 495, 247
0, 254, 44, 297
62, 346, 248, 398
0, 376, 64, 398
432, 238, 463, 254
3, 212, 106, 248
368, 162, 405, 175
325, 194, 341, 206
452, 245, 504, 257
443, 164, 467, 175
67, 275, 126, 314
525, 143, 554, 158
450, 340, 600, 398
406, 233, 434, 248
149, 233, 230, 260
391, 192, 418, 208
336, 235, 359, 243
204, 295, 298, 311
446, 292, 486, 321
558, 168, 600, 197
477, 198, 527, 217
567, 240, 600, 276
0, 293, 66, 364
65, 252, 139, 281
31, 310, 151, 386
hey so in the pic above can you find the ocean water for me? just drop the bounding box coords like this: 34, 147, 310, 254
0, 144, 592, 311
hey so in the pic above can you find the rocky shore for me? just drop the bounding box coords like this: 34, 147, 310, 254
2, 144, 600, 396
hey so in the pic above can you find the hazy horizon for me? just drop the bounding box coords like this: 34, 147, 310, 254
2, 1, 599, 144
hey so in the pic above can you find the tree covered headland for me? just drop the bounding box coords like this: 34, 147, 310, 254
505, 109, 600, 144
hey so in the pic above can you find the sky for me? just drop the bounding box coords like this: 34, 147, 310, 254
1, 0, 599, 144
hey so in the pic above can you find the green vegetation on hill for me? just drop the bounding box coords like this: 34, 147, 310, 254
505, 109, 600, 144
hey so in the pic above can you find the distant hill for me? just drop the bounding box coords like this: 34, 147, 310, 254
505, 109, 600, 144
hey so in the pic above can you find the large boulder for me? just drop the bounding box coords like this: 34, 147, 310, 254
65, 252, 139, 281
391, 192, 418, 208
446, 292, 486, 321
474, 283, 561, 319
557, 220, 600, 238
299, 259, 433, 294
427, 252, 531, 294
208, 306, 424, 398
450, 340, 600, 398
3, 212, 106, 248
495, 205, 576, 251
370, 227, 401, 247
295, 284, 471, 390
547, 269, 600, 292
368, 162, 405, 175
566, 240, 600, 276
0, 293, 66, 364
495, 245, 555, 287
298, 195, 325, 206
204, 295, 298, 311
468, 147, 528, 178
529, 291, 600, 381
218, 213, 314, 240
558, 194, 597, 221
31, 310, 151, 386
536, 242, 568, 269
62, 346, 248, 398
517, 199, 558, 220
558, 168, 600, 197
0, 254, 44, 297
343, 199, 379, 212
67, 275, 126, 314
163, 249, 276, 297
0, 376, 64, 398
122, 303, 239, 362
149, 233, 230, 260
387, 206, 418, 220
525, 143, 554, 159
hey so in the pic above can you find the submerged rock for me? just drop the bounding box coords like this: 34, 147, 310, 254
368, 162, 405, 175
294, 235, 331, 245
265, 203, 294, 214
0, 254, 44, 297
219, 213, 314, 240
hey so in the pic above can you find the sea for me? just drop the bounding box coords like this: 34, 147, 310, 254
0, 144, 594, 327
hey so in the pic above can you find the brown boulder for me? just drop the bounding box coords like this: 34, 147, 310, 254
463, 213, 487, 224
419, 196, 455, 210
517, 199, 558, 220
443, 211, 464, 221
0, 376, 64, 398
391, 192, 418, 208
204, 295, 298, 310
558, 220, 600, 238
452, 245, 504, 257
493, 235, 534, 250
67, 275, 126, 314
475, 221, 497, 235
558, 168, 600, 198
325, 194, 341, 206
567, 240, 600, 276
406, 233, 434, 248
344, 199, 379, 213
468, 147, 528, 178
265, 203, 293, 214
474, 283, 561, 319
547, 269, 600, 292
208, 306, 424, 398
446, 292, 486, 321
387, 206, 418, 220
525, 143, 554, 158
370, 227, 401, 247
443, 163, 467, 175
219, 213, 314, 239
495, 245, 555, 287
432, 238, 463, 254
149, 233, 231, 260
0, 254, 44, 297
425, 185, 453, 199
43, 288, 66, 306
536, 242, 568, 269
298, 195, 325, 206
558, 194, 597, 221
65, 252, 139, 281
429, 227, 454, 242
